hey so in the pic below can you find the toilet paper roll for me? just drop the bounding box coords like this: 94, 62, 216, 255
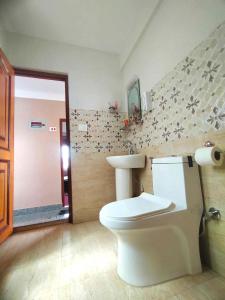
195, 147, 224, 166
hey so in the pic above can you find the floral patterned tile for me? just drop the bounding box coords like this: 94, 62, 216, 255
69, 22, 225, 153
70, 109, 127, 153
125, 21, 225, 149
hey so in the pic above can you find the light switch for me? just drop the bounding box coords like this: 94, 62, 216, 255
49, 127, 57, 132
78, 124, 88, 132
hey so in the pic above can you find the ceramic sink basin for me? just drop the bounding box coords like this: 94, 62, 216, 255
106, 154, 145, 169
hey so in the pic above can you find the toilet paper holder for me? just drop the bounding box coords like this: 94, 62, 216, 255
204, 141, 215, 147
203, 141, 225, 163
204, 140, 225, 154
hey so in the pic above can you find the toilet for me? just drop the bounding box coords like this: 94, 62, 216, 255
99, 156, 203, 286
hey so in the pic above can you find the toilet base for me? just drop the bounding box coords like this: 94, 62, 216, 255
115, 224, 202, 287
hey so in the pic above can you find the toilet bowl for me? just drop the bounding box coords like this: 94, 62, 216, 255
99, 156, 203, 286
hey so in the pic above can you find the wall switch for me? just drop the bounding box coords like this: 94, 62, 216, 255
49, 127, 57, 132
78, 124, 88, 132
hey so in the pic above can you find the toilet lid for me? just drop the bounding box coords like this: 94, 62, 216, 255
101, 193, 174, 221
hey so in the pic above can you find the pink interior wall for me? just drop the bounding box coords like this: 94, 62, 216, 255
14, 98, 65, 210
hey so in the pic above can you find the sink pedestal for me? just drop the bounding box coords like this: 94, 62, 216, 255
106, 154, 145, 201
116, 168, 133, 200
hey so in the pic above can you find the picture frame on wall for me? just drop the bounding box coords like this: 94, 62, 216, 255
127, 78, 142, 122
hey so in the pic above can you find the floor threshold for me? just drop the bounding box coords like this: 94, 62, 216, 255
13, 218, 69, 232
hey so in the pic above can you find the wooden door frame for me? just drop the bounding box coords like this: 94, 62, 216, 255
59, 118, 67, 207
13, 67, 73, 223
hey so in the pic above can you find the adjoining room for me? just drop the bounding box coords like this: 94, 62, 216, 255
13, 75, 71, 228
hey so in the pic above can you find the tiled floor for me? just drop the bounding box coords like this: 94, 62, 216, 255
13, 206, 69, 227
0, 221, 225, 300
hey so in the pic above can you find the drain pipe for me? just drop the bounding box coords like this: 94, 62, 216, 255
198, 164, 221, 237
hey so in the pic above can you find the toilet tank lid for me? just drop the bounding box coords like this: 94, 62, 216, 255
152, 156, 194, 164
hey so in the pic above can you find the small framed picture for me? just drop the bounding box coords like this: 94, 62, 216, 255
127, 78, 142, 121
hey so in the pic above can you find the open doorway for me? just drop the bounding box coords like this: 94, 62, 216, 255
60, 119, 69, 209
13, 68, 72, 229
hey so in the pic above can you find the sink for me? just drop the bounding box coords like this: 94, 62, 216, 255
106, 154, 145, 201
106, 154, 145, 169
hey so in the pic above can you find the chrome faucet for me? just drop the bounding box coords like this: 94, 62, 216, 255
123, 140, 135, 154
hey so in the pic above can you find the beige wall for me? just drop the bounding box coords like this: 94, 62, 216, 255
14, 98, 65, 210
3, 31, 121, 111
132, 131, 225, 277
124, 22, 225, 277
2, 29, 124, 218
122, 0, 225, 105
71, 152, 126, 223
4, 1, 225, 278
70, 109, 127, 223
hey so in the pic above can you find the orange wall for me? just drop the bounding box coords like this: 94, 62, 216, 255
14, 98, 65, 210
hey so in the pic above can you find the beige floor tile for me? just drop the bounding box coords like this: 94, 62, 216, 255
0, 221, 225, 300
196, 277, 225, 300
172, 288, 208, 300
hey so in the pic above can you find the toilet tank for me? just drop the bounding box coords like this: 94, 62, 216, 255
152, 156, 203, 211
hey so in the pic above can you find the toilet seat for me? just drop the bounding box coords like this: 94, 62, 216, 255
100, 192, 174, 221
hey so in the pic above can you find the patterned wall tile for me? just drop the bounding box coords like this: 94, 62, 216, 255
70, 109, 127, 153
126, 22, 225, 149
70, 22, 225, 153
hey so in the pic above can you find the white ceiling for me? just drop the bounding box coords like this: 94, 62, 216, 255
0, 0, 159, 60
15, 76, 65, 101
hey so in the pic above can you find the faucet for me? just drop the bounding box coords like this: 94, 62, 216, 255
123, 140, 135, 154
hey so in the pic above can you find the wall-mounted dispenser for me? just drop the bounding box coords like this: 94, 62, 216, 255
142, 91, 152, 112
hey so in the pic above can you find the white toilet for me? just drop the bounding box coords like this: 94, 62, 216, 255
99, 156, 203, 286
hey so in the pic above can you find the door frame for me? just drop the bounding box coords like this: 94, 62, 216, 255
59, 118, 67, 207
14, 67, 73, 223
